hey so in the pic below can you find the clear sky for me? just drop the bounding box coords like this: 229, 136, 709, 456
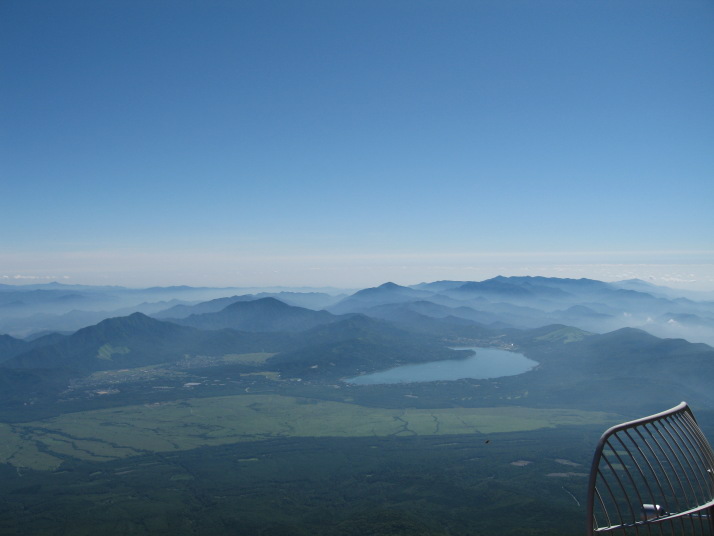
2, 0, 713, 289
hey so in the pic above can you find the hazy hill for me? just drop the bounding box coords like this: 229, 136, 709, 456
267, 314, 463, 379
154, 295, 246, 319
0, 283, 340, 326
0, 289, 101, 315
428, 277, 714, 344
410, 280, 470, 292
155, 292, 342, 320
0, 334, 28, 363
1, 308, 428, 378
318, 277, 714, 345
544, 305, 619, 333
504, 325, 714, 411
575, 327, 714, 372
501, 276, 609, 292
245, 291, 343, 310
0, 299, 195, 340
173, 298, 341, 332
285, 314, 409, 346
3, 313, 279, 373
0, 332, 69, 364
329, 282, 434, 314
443, 276, 662, 308
456, 278, 561, 298
442, 277, 624, 307
613, 279, 714, 301
559, 304, 612, 318
362, 301, 502, 330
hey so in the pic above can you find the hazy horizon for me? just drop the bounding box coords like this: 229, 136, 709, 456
2, 1, 712, 292
1, 259, 713, 292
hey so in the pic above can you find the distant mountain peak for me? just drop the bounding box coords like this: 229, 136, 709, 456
222, 297, 289, 311
78, 311, 171, 336
356, 282, 420, 295
175, 296, 338, 333
329, 282, 434, 314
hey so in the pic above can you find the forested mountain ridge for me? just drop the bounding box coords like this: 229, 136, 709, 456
3, 313, 278, 372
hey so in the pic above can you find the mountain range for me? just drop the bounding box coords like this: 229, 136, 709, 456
1, 276, 713, 415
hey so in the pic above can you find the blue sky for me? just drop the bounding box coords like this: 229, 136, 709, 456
2, 0, 713, 289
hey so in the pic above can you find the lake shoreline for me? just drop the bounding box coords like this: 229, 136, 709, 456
344, 347, 539, 385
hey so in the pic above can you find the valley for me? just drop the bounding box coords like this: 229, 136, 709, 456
1, 277, 713, 535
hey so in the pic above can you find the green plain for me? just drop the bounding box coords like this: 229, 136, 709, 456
0, 395, 619, 470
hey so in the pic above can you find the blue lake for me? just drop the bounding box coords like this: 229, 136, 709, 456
344, 347, 538, 385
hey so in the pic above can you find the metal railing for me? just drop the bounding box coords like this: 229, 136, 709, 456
586, 402, 714, 535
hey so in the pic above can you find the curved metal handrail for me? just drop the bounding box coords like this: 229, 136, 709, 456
586, 402, 714, 535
